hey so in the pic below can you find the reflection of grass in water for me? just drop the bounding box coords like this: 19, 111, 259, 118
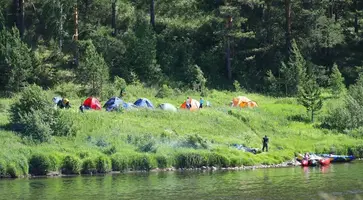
319, 192, 362, 200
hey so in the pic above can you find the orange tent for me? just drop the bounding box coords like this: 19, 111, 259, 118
180, 99, 200, 111
232, 96, 258, 108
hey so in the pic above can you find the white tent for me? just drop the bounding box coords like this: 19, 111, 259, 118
158, 103, 177, 112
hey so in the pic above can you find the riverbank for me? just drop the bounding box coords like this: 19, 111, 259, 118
1, 86, 363, 178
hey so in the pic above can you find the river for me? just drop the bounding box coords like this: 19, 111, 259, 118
1, 162, 363, 200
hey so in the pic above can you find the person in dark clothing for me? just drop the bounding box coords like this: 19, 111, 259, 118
56, 98, 71, 109
262, 135, 269, 152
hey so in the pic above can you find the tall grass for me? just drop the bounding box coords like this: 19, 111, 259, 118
0, 85, 363, 177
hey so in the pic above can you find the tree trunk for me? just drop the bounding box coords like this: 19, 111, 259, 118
311, 110, 314, 122
354, 0, 359, 34
226, 36, 232, 80
112, 0, 116, 36
267, 1, 271, 43
329, 0, 333, 19
85, 0, 89, 22
74, 4, 79, 66
74, 5, 78, 41
59, 1, 63, 51
285, 0, 292, 55
19, 0, 24, 39
150, 0, 155, 29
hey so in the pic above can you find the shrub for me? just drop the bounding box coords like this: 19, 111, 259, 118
207, 153, 230, 168
95, 156, 112, 173
20, 109, 53, 142
174, 152, 208, 168
0, 160, 7, 177
54, 82, 81, 99
61, 155, 81, 174
81, 158, 97, 174
48, 154, 61, 171
129, 154, 157, 171
111, 153, 129, 171
52, 111, 77, 137
9, 84, 50, 125
9, 85, 76, 142
155, 155, 169, 169
230, 156, 243, 167
155, 84, 173, 98
183, 134, 209, 149
29, 153, 52, 175
6, 164, 18, 178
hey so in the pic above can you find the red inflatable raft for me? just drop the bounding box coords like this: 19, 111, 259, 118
319, 158, 331, 166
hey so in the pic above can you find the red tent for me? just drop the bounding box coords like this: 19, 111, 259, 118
83, 97, 102, 110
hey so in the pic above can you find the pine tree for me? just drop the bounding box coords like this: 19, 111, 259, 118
76, 40, 109, 97
280, 40, 307, 96
329, 63, 346, 97
0, 27, 36, 93
298, 78, 323, 122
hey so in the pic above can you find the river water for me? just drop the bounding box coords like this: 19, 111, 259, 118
1, 162, 363, 200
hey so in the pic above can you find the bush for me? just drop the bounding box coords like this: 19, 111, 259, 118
48, 154, 61, 171
129, 154, 157, 171
230, 156, 243, 167
0, 160, 7, 177
9, 84, 50, 125
6, 164, 18, 178
20, 109, 53, 142
81, 158, 97, 174
29, 153, 52, 175
155, 155, 169, 169
111, 153, 129, 171
52, 111, 77, 137
155, 84, 173, 98
207, 153, 230, 168
61, 155, 81, 174
9, 85, 76, 142
95, 156, 112, 173
54, 82, 81, 99
183, 134, 209, 149
174, 152, 208, 168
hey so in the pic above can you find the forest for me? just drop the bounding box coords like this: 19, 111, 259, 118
0, 0, 362, 94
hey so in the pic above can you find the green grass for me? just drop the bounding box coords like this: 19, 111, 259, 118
0, 84, 362, 177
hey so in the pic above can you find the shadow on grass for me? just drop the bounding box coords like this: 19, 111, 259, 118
287, 114, 311, 123
0, 123, 16, 132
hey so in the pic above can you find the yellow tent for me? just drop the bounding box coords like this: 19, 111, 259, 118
232, 96, 258, 108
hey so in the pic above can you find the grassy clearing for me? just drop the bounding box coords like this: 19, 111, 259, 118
0, 85, 362, 177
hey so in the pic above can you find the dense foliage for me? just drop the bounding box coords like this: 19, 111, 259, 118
1, 0, 362, 93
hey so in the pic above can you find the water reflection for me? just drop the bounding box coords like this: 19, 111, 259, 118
0, 162, 362, 200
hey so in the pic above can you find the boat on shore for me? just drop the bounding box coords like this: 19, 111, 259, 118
297, 154, 331, 167
318, 154, 355, 163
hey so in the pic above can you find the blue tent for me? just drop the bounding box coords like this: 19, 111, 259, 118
134, 98, 154, 109
104, 97, 125, 111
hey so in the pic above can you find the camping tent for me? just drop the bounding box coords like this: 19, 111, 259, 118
232, 96, 258, 108
104, 97, 124, 111
134, 98, 154, 109
83, 97, 102, 110
180, 98, 200, 111
158, 103, 177, 112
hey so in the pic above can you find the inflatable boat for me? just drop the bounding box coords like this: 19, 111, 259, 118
318, 154, 355, 163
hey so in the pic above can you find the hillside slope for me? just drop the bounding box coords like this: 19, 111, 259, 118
0, 86, 362, 177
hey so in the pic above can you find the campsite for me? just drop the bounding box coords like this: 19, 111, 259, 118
1, 83, 363, 179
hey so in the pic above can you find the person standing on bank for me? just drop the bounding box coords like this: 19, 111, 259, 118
262, 135, 269, 152
199, 97, 204, 109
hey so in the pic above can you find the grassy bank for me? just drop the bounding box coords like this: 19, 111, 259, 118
0, 85, 362, 178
